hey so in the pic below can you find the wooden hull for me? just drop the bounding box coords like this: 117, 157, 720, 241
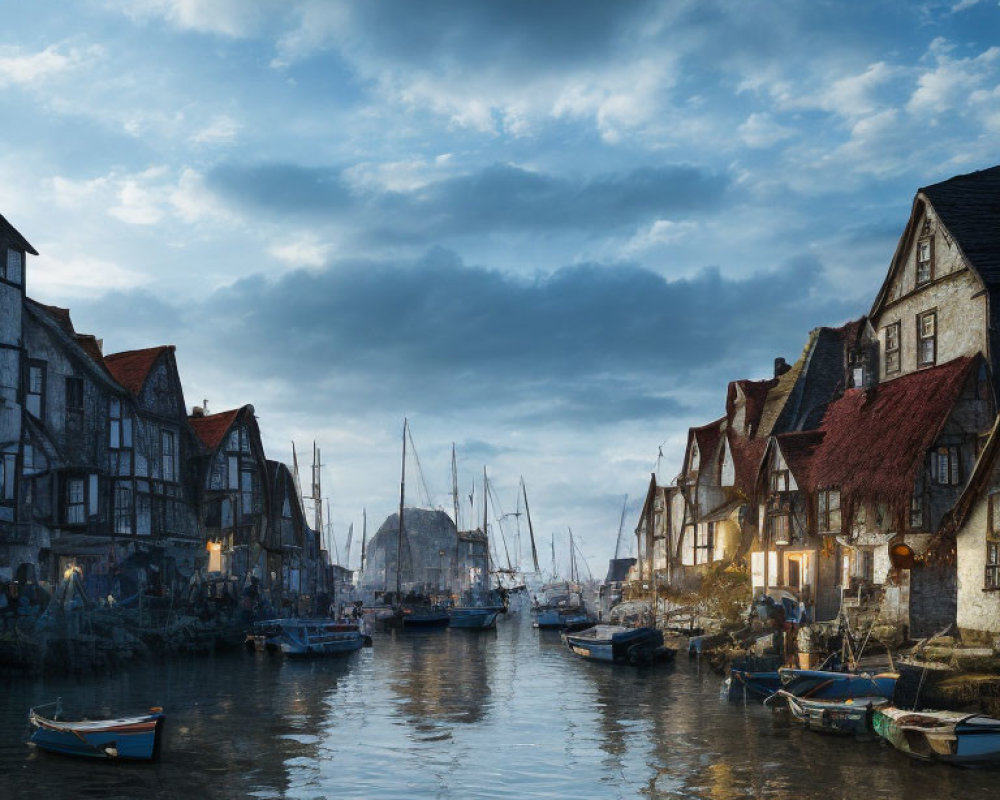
728, 670, 783, 702
779, 691, 887, 736
562, 625, 668, 666
874, 707, 1000, 765
249, 618, 365, 657
778, 668, 898, 700
29, 708, 164, 760
535, 608, 596, 630
449, 608, 500, 629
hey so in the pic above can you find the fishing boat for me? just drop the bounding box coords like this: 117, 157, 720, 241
873, 707, 1000, 765
775, 690, 888, 736
778, 667, 899, 700
449, 606, 501, 629
28, 701, 165, 760
247, 618, 367, 656
727, 667, 784, 702
562, 624, 672, 666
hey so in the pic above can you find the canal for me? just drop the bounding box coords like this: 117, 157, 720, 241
1, 607, 998, 799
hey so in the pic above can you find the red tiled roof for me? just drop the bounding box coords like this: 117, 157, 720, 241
811, 357, 976, 505
104, 346, 173, 396
189, 408, 241, 450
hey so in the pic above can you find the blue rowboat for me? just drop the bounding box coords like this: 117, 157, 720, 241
562, 625, 671, 666
874, 707, 1000, 765
449, 607, 500, 629
728, 669, 783, 702
29, 702, 165, 760
778, 667, 898, 700
777, 690, 888, 736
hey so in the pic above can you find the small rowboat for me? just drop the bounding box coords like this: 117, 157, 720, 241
28, 701, 165, 760
775, 690, 888, 736
874, 707, 1000, 766
562, 624, 673, 666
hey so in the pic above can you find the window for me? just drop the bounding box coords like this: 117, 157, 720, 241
987, 541, 1000, 590
769, 469, 789, 493
240, 469, 254, 515
65, 377, 84, 414
818, 489, 841, 533
916, 236, 934, 286
910, 493, 924, 529
989, 493, 1000, 539
2, 248, 22, 285
917, 310, 937, 367
767, 514, 790, 546
282, 496, 292, 519
1, 451, 16, 502
66, 478, 86, 524
109, 398, 132, 449
848, 348, 868, 388
26, 361, 45, 418
934, 446, 961, 485
884, 321, 901, 375
161, 429, 177, 482
114, 482, 133, 534
695, 522, 714, 564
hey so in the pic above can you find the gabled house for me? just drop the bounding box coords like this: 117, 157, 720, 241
188, 405, 270, 590
941, 414, 1000, 642
870, 166, 1000, 393
264, 459, 308, 606
810, 355, 994, 635
102, 347, 202, 579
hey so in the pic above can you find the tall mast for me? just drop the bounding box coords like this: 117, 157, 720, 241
482, 465, 489, 590
568, 527, 577, 583
360, 509, 367, 573
614, 494, 629, 560
312, 442, 323, 538
451, 444, 460, 531
521, 478, 540, 573
396, 419, 407, 602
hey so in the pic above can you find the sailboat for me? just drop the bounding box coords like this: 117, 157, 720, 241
533, 528, 596, 631
379, 419, 450, 631
450, 466, 504, 630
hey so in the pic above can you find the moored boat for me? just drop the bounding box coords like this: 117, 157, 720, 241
776, 690, 888, 736
449, 606, 501, 629
874, 707, 1000, 766
248, 618, 367, 656
562, 624, 672, 666
28, 701, 165, 760
778, 667, 899, 700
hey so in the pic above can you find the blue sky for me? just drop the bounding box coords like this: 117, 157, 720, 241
3, 0, 1000, 575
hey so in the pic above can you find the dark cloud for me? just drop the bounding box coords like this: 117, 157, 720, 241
206, 161, 731, 238
340, 1, 661, 74
177, 249, 856, 424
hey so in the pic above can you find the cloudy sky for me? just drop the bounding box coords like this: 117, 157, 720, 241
3, 0, 999, 576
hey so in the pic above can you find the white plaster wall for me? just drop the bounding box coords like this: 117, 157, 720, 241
956, 497, 1000, 635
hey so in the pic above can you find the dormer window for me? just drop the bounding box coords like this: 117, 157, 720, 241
2, 249, 22, 285
916, 236, 934, 286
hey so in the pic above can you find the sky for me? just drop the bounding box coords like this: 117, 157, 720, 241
2, 0, 1000, 578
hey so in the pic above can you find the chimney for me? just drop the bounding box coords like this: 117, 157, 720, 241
774, 357, 791, 378
191, 406, 204, 418
95, 338, 103, 354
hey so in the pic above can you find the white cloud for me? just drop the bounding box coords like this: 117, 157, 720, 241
738, 112, 794, 148
115, 0, 274, 38
29, 251, 147, 297
268, 236, 330, 269
908, 40, 1000, 115
0, 44, 101, 87
168, 168, 234, 224
191, 114, 241, 144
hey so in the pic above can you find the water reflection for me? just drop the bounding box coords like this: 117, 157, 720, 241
3, 619, 1000, 799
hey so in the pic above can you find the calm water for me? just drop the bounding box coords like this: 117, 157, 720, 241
1, 608, 998, 799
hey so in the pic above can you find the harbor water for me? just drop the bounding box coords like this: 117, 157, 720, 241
1, 608, 997, 799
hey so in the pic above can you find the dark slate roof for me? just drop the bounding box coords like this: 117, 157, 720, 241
0, 213, 38, 255
104, 346, 173, 396
691, 416, 725, 472
922, 165, 1000, 285
188, 408, 241, 450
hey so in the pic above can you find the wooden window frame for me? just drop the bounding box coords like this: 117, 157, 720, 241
161, 428, 177, 483
916, 235, 934, 287
65, 376, 84, 415
934, 445, 961, 486
884, 321, 901, 375
917, 309, 937, 368
26, 360, 45, 419
694, 521, 714, 565
910, 493, 924, 530
818, 489, 841, 533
